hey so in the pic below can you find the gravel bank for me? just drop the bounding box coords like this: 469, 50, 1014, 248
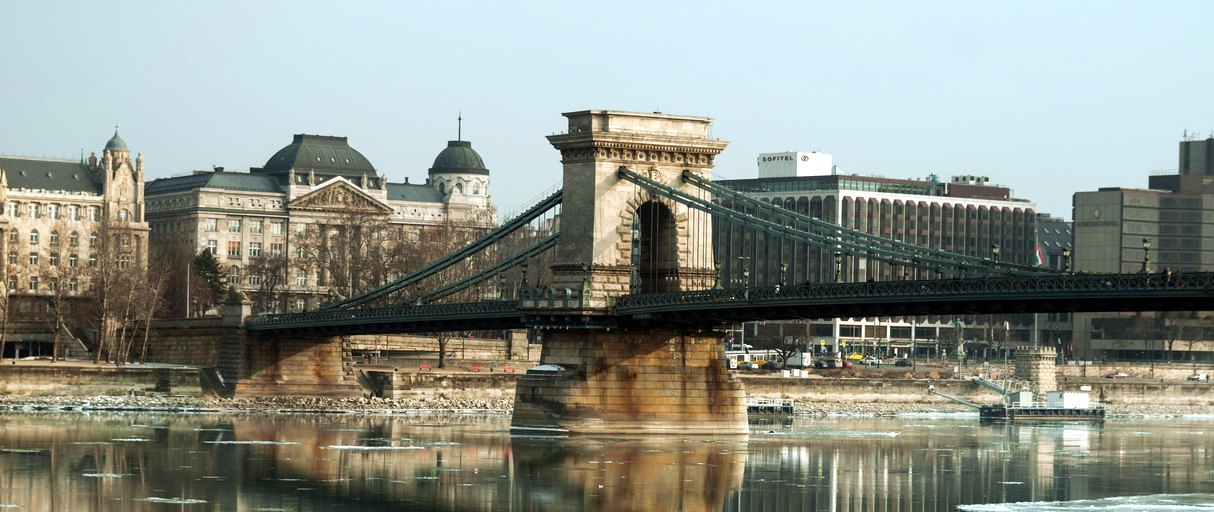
0, 395, 1207, 417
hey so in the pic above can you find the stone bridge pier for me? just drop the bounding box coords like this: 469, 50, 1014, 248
512, 110, 747, 435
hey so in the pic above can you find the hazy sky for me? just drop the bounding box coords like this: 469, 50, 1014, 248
3, 1, 1213, 220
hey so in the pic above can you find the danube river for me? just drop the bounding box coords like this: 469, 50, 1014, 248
0, 411, 1209, 511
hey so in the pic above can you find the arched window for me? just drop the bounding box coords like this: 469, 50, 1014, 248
230, 265, 241, 283
49, 231, 59, 246
118, 209, 129, 221
439, 183, 446, 195
472, 182, 481, 195
29, 230, 38, 245
455, 183, 463, 194
69, 232, 79, 246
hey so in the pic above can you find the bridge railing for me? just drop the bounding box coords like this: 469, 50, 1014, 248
614, 272, 1214, 310
247, 300, 519, 328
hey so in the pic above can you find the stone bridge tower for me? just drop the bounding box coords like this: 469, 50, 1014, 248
512, 111, 747, 435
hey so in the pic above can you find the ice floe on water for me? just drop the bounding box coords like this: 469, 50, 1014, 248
110, 438, 151, 442
83, 474, 129, 478
320, 445, 425, 450
205, 441, 300, 445
958, 494, 1214, 511
136, 497, 207, 504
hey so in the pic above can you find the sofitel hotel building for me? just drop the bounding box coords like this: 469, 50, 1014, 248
718, 151, 1041, 360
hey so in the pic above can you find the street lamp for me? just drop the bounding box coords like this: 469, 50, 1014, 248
1062, 247, 1071, 273
991, 244, 1001, 268
1141, 238, 1152, 274
834, 253, 844, 283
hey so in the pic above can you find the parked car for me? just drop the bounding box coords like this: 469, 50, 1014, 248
860, 356, 883, 366
813, 359, 837, 369
846, 354, 864, 360
760, 361, 778, 370
1186, 373, 1208, 381
840, 360, 853, 368
1105, 371, 1130, 379
894, 359, 912, 367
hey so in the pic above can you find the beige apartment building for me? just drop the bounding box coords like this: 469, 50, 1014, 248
145, 134, 496, 313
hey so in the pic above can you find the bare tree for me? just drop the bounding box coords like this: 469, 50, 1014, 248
81, 219, 141, 364
246, 253, 289, 314
0, 227, 25, 359
295, 209, 392, 302
37, 222, 85, 362
433, 331, 456, 369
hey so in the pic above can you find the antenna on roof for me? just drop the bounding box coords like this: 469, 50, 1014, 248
458, 111, 462, 141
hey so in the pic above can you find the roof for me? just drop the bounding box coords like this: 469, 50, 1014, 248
258, 134, 376, 178
145, 172, 283, 195
0, 156, 102, 194
105, 130, 128, 152
429, 140, 488, 175
386, 182, 444, 202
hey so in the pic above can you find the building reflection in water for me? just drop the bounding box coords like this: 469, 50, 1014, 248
0, 412, 1208, 511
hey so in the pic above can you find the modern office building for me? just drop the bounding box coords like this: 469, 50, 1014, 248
145, 134, 496, 313
717, 152, 1040, 361
1072, 136, 1214, 362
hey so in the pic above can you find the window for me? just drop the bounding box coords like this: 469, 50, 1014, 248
249, 242, 262, 257
293, 299, 305, 311
47, 279, 57, 292
270, 243, 282, 257
49, 254, 58, 266
270, 222, 283, 235
472, 182, 480, 195
49, 231, 59, 245
6, 276, 13, 291
206, 218, 218, 232
88, 254, 97, 267
6, 252, 14, 265
439, 183, 446, 195
8, 230, 16, 244
249, 273, 262, 285
118, 255, 132, 269
29, 252, 38, 266
7, 202, 18, 218
29, 204, 40, 219
297, 247, 306, 259
455, 183, 463, 194
121, 234, 130, 247
296, 223, 306, 233
228, 197, 241, 207
249, 221, 262, 234
68, 205, 79, 221
296, 271, 306, 286
29, 230, 38, 245
69, 278, 77, 293
28, 276, 37, 292
69, 232, 79, 246
228, 220, 241, 233
89, 233, 98, 246
49, 204, 60, 220
118, 209, 129, 221
88, 206, 100, 221
68, 254, 77, 267
408, 231, 419, 242
230, 265, 241, 283
228, 241, 241, 257
207, 240, 218, 255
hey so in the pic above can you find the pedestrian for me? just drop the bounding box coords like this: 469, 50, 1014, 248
1163, 267, 1172, 286
363, 353, 371, 365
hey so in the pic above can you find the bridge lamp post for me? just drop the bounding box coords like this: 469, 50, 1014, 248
834, 253, 844, 283
991, 244, 1000, 269
1141, 238, 1152, 274
1062, 247, 1071, 273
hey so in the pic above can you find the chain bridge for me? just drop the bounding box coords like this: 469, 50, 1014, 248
238, 110, 1211, 434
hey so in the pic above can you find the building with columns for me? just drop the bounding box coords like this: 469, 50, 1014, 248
144, 134, 496, 313
0, 130, 149, 311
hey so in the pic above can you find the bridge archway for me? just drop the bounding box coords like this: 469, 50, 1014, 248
631, 200, 679, 294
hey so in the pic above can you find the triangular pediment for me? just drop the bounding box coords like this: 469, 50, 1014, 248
287, 177, 393, 213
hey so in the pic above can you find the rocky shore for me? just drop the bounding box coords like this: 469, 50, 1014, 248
0, 394, 1208, 417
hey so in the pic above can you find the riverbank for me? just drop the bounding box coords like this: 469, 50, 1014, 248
0, 395, 1208, 417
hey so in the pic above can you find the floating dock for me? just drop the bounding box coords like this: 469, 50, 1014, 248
746, 397, 794, 416
979, 405, 1106, 420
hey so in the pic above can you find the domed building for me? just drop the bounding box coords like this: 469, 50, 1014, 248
145, 134, 496, 313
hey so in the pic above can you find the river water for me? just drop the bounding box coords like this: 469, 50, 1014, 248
0, 411, 1209, 511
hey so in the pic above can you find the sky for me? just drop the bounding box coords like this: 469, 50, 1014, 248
3, 1, 1214, 220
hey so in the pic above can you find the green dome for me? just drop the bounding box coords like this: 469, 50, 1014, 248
429, 141, 488, 175
261, 134, 376, 178
105, 130, 128, 152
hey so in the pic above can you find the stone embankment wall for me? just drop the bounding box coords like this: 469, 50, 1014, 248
0, 366, 204, 397
346, 333, 536, 362
144, 318, 225, 367
1057, 362, 1213, 380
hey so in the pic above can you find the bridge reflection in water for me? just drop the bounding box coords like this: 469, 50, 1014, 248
0, 412, 1209, 511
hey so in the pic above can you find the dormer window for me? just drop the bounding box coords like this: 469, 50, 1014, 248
455, 183, 463, 194
439, 183, 446, 195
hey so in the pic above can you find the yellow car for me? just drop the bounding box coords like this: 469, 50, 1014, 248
846, 354, 864, 360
